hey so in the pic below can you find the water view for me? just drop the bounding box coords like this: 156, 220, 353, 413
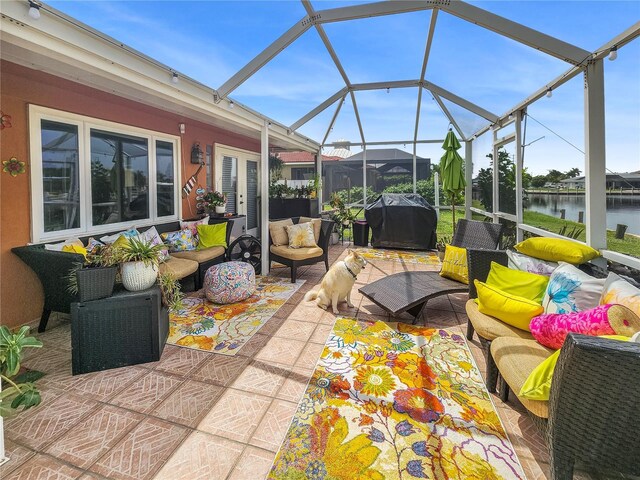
526, 193, 640, 235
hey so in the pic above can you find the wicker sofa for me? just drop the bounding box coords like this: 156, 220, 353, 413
464, 249, 640, 479
12, 218, 231, 332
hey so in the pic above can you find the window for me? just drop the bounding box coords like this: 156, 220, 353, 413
291, 166, 315, 180
222, 155, 238, 214
30, 106, 180, 241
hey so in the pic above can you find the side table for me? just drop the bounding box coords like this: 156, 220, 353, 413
71, 286, 169, 375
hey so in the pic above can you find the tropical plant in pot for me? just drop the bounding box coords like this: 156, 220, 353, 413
67, 243, 120, 302
202, 190, 227, 214
435, 235, 452, 261
1, 325, 43, 417
115, 237, 164, 291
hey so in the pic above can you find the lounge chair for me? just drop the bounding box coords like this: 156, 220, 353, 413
358, 219, 503, 323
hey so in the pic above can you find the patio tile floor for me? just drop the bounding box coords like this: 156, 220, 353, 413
2, 243, 584, 479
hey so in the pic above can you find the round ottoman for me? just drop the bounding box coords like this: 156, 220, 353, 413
203, 261, 256, 304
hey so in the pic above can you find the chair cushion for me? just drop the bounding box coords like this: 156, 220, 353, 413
515, 237, 599, 265
490, 336, 553, 418
197, 223, 228, 249
269, 219, 293, 246
466, 300, 535, 341
542, 262, 606, 314
475, 281, 543, 331
159, 256, 198, 279
204, 261, 256, 304
440, 245, 468, 284
270, 244, 323, 261
286, 222, 317, 248
299, 217, 322, 243
171, 246, 225, 263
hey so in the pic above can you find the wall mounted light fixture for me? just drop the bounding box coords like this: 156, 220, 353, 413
545, 88, 553, 98
178, 123, 185, 134
191, 142, 203, 164
28, 1, 41, 19
172, 72, 179, 84
608, 46, 618, 61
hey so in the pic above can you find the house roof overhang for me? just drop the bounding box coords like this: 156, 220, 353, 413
0, 0, 320, 153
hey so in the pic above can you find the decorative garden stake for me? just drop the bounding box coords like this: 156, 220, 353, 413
2, 157, 26, 177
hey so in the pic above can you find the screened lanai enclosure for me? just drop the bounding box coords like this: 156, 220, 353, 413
204, 1, 639, 274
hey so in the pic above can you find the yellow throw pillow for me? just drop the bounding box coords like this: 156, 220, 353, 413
286, 222, 317, 249
61, 244, 88, 258
519, 334, 630, 401
486, 261, 549, 304
475, 280, 544, 331
269, 218, 293, 246
197, 223, 228, 249
112, 235, 130, 249
514, 237, 599, 265
439, 245, 468, 284
298, 217, 322, 243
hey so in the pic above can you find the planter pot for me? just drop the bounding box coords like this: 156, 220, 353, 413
121, 261, 158, 291
331, 232, 340, 245
437, 250, 445, 261
76, 266, 117, 302
215, 205, 226, 214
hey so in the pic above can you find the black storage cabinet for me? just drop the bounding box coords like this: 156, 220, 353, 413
71, 286, 169, 375
352, 221, 370, 247
365, 193, 437, 250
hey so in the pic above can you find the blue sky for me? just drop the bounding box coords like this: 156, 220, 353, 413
48, 0, 639, 176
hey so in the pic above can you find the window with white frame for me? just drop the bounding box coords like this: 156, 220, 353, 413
30, 106, 180, 242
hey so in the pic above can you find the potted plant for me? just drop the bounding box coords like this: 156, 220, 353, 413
1, 325, 43, 416
115, 237, 164, 292
157, 272, 185, 311
435, 235, 452, 261
202, 190, 227, 214
67, 243, 120, 302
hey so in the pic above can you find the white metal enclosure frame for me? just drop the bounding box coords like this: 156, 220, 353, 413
212, 1, 639, 271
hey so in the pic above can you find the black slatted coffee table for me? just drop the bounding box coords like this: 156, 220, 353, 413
359, 271, 467, 324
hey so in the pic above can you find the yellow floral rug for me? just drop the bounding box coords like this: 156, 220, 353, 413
356, 247, 441, 266
268, 318, 525, 479
168, 277, 303, 355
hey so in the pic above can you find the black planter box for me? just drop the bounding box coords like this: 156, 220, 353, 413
269, 198, 319, 219
76, 266, 117, 302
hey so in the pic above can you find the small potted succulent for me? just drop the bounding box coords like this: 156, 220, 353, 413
435, 235, 452, 261
67, 243, 120, 302
202, 190, 227, 214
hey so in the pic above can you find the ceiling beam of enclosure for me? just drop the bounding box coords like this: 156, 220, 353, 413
215, 0, 591, 147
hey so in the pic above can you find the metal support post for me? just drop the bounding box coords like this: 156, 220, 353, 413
464, 140, 473, 220
492, 129, 499, 223
515, 110, 524, 242
260, 121, 270, 275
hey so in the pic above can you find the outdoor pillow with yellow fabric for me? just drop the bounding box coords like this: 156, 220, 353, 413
197, 223, 227, 249
520, 334, 636, 401
440, 244, 468, 284
474, 280, 544, 331
485, 261, 549, 304
514, 237, 599, 265
61, 244, 88, 258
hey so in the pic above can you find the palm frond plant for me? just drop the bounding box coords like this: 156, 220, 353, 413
0, 325, 44, 417
114, 236, 164, 267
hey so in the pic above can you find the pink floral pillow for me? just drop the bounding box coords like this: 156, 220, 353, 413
529, 304, 619, 349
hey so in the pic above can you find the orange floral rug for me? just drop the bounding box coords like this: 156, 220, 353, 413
268, 318, 525, 479
167, 276, 303, 355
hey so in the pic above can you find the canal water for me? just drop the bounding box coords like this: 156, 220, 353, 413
525, 193, 640, 235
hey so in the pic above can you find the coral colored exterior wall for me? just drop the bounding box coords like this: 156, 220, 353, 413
0, 60, 260, 328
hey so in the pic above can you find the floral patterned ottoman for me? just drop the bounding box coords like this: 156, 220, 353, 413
203, 261, 256, 304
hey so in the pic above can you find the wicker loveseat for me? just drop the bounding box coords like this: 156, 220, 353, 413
12, 218, 231, 332
269, 216, 333, 282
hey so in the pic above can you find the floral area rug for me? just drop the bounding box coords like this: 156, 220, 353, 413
268, 318, 525, 479
356, 247, 441, 266
168, 276, 303, 356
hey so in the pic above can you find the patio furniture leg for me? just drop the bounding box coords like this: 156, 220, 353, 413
38, 308, 51, 333
324, 257, 329, 272
291, 265, 297, 283
407, 301, 427, 325
466, 320, 475, 341
485, 346, 499, 393
499, 376, 510, 402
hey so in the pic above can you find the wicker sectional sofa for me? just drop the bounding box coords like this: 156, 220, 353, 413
12, 219, 231, 332
464, 249, 640, 479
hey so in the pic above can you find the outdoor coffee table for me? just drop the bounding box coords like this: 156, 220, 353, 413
359, 271, 467, 323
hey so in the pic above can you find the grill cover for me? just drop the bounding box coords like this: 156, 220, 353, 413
364, 194, 437, 250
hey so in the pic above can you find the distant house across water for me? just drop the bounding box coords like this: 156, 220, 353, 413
559, 171, 640, 190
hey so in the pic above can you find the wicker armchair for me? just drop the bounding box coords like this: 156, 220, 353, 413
495, 334, 640, 479
269, 217, 334, 283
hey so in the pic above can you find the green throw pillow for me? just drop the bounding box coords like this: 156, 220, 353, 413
197, 223, 227, 249
486, 261, 549, 304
